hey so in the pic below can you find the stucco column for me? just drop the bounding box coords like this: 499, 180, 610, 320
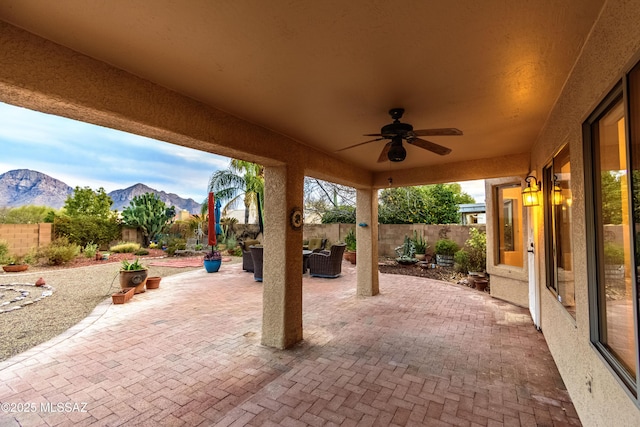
261, 164, 304, 349
356, 188, 379, 296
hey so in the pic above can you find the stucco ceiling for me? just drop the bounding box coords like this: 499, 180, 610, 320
0, 0, 605, 174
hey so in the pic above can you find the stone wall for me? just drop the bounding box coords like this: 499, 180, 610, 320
0, 223, 52, 257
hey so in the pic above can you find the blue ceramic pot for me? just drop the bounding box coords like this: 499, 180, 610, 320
204, 259, 222, 273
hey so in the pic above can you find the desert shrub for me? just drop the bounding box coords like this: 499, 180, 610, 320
109, 242, 141, 253
0, 239, 9, 264
435, 238, 459, 256
40, 237, 80, 265
227, 246, 242, 257
454, 249, 470, 273
166, 238, 186, 256
83, 242, 99, 258
53, 215, 121, 248
134, 248, 150, 256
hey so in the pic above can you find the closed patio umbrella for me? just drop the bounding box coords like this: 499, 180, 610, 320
215, 198, 222, 235
208, 192, 217, 248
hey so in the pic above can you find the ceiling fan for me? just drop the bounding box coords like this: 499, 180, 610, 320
336, 108, 463, 162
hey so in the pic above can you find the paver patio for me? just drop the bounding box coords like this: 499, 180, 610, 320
0, 261, 580, 426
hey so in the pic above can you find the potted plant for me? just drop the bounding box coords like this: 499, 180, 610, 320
395, 235, 418, 265
204, 248, 222, 273
344, 228, 357, 264
435, 238, 459, 267
411, 231, 428, 261
119, 258, 148, 294
2, 255, 30, 273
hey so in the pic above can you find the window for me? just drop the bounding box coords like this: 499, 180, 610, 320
585, 61, 640, 398
544, 145, 575, 318
496, 185, 523, 267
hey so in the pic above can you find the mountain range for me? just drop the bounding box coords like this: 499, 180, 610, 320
0, 169, 202, 214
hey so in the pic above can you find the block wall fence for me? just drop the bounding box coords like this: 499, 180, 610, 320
1, 223, 484, 259
0, 223, 52, 257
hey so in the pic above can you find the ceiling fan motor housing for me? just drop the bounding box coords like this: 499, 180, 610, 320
381, 122, 413, 138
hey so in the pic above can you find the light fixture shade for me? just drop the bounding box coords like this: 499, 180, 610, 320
522, 176, 540, 207
388, 138, 406, 162
552, 184, 563, 206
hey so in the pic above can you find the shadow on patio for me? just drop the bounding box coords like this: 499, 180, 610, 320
0, 261, 580, 426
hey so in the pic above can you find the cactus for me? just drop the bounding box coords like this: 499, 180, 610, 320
121, 193, 176, 247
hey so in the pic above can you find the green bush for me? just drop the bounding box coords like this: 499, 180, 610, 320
83, 242, 99, 258
53, 215, 121, 248
134, 248, 150, 256
435, 238, 459, 256
454, 249, 470, 273
604, 242, 625, 264
344, 228, 356, 251
40, 237, 80, 265
109, 242, 141, 253
166, 238, 186, 256
321, 206, 356, 224
0, 239, 9, 264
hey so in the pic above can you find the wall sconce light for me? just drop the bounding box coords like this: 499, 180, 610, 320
522, 176, 541, 207
552, 177, 563, 206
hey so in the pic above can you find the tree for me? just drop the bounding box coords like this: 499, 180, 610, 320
378, 184, 472, 224
54, 186, 120, 247
208, 160, 264, 233
0, 206, 55, 224
64, 186, 113, 218
304, 178, 355, 220
121, 193, 176, 246
321, 205, 356, 224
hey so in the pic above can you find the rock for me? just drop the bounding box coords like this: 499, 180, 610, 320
35, 277, 46, 286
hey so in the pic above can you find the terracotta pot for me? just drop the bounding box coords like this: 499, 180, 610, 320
112, 287, 135, 304
119, 269, 148, 294
475, 279, 489, 292
415, 253, 426, 261
2, 264, 29, 273
146, 276, 161, 289
344, 250, 356, 264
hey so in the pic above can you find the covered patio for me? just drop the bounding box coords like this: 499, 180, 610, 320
0, 264, 577, 426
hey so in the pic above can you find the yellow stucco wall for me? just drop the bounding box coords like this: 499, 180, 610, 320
528, 1, 640, 425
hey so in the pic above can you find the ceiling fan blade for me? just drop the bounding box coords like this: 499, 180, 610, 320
412, 128, 463, 136
335, 137, 385, 152
408, 138, 452, 156
377, 142, 392, 162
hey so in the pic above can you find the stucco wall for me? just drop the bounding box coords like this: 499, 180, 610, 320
528, 1, 640, 425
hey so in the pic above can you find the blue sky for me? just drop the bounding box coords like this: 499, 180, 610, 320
0, 102, 485, 204
0, 102, 230, 202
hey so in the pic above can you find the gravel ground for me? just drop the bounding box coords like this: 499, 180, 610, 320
0, 256, 240, 362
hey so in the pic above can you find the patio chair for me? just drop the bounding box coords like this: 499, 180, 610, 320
249, 245, 263, 282
308, 243, 346, 278
241, 239, 260, 272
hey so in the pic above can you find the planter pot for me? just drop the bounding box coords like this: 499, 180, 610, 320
344, 250, 356, 265
146, 276, 161, 289
95, 253, 102, 261
435, 254, 454, 267
2, 264, 29, 273
204, 259, 222, 273
475, 279, 489, 292
112, 287, 135, 304
119, 269, 148, 294
102, 253, 110, 260
415, 253, 426, 261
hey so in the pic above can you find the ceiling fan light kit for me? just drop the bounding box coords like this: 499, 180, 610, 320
337, 108, 462, 162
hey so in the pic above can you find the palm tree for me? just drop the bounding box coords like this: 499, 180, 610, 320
207, 160, 264, 233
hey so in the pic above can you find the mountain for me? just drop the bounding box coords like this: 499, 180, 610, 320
0, 169, 202, 214
108, 183, 202, 213
0, 169, 73, 209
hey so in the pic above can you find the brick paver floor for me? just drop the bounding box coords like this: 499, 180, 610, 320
0, 261, 580, 426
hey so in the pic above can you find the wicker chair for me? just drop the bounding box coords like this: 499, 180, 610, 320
308, 243, 346, 278
249, 245, 263, 282
242, 239, 260, 272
